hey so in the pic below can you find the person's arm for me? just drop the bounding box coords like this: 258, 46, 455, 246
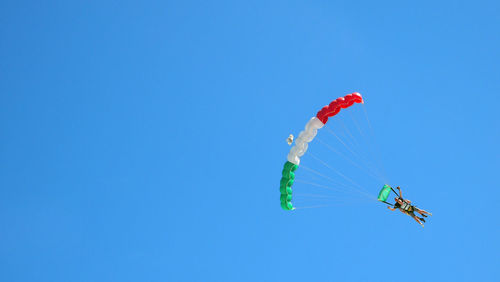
387, 206, 396, 211
397, 186, 403, 198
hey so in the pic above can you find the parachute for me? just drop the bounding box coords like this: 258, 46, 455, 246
377, 184, 392, 202
279, 93, 364, 210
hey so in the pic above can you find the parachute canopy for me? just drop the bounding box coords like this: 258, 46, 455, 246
279, 93, 364, 210
377, 184, 392, 202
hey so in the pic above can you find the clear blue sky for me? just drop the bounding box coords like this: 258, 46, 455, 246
1, 1, 499, 281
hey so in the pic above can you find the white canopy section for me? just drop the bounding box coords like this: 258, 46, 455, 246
287, 117, 324, 165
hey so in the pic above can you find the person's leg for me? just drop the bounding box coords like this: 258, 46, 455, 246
410, 212, 424, 227
415, 209, 426, 216
411, 210, 426, 222
415, 207, 432, 216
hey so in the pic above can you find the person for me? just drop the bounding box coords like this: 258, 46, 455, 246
387, 186, 432, 227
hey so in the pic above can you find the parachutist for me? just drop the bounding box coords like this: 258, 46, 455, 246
387, 186, 432, 227
286, 134, 294, 145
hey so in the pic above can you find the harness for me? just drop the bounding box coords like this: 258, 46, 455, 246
399, 200, 414, 212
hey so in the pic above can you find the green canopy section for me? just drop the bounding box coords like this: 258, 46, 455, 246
279, 161, 298, 210
377, 184, 392, 202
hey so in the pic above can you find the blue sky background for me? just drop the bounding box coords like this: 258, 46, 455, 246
1, 1, 499, 281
